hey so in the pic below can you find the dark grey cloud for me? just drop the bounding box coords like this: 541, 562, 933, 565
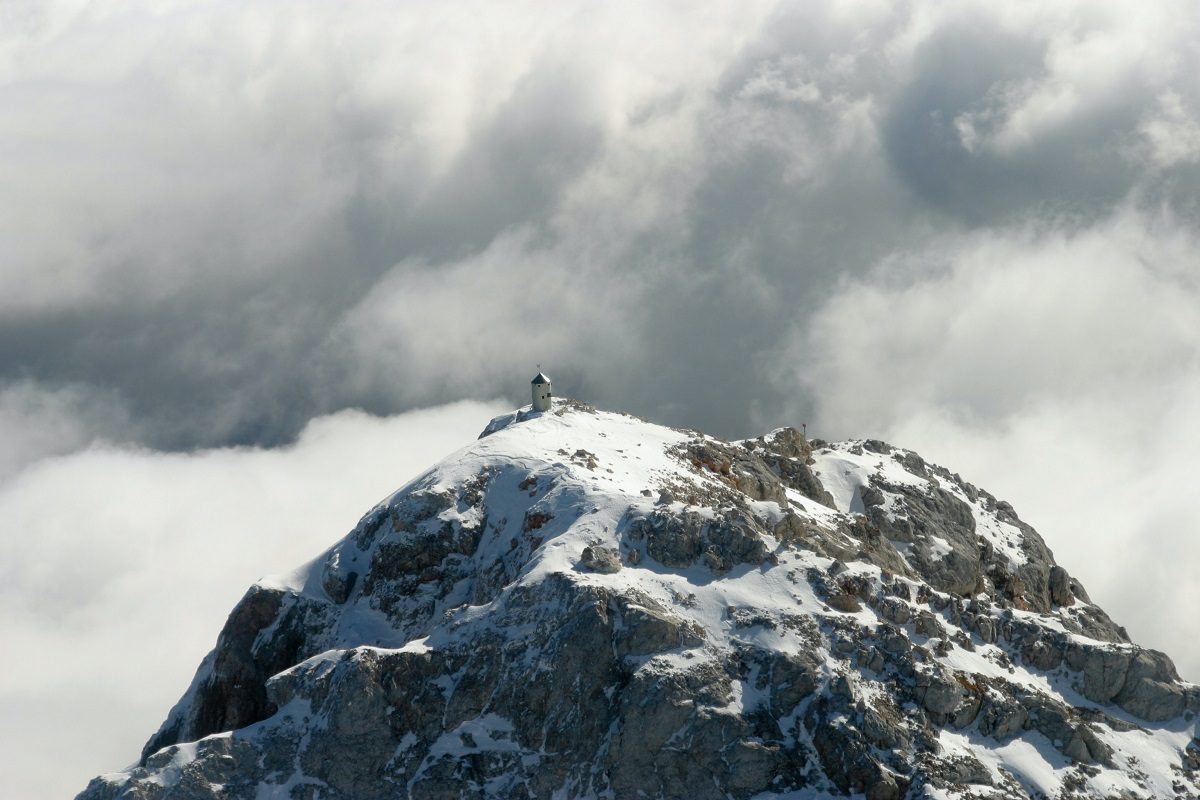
5, 0, 1198, 453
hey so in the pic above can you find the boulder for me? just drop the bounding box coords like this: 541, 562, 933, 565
580, 545, 621, 574
918, 669, 964, 715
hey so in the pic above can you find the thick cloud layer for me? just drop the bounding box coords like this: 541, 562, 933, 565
0, 400, 506, 800
5, 0, 1198, 450
4, 1, 1200, 796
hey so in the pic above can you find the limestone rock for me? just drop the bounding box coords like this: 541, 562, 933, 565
78, 406, 1200, 800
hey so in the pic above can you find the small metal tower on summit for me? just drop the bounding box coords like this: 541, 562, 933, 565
531, 369, 552, 412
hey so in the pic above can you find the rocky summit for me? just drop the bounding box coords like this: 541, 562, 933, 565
79, 401, 1200, 799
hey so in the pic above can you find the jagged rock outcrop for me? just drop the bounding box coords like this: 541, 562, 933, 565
80, 402, 1200, 800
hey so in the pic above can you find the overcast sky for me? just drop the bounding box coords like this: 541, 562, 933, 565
3, 1, 1200, 796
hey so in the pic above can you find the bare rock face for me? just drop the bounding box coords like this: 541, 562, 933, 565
79, 405, 1200, 800
626, 507, 769, 572
138, 585, 336, 762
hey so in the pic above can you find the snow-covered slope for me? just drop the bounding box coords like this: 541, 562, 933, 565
79, 401, 1200, 799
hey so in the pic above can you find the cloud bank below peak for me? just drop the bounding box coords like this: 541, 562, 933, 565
0, 399, 508, 800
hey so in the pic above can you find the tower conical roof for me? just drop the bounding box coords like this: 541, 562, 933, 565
531, 372, 551, 385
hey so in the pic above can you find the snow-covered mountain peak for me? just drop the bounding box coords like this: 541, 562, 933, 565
80, 401, 1200, 800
